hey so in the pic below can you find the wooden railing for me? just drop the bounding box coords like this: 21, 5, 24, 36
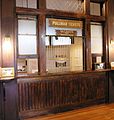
18, 72, 108, 118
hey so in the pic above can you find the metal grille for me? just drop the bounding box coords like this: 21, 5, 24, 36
46, 0, 84, 13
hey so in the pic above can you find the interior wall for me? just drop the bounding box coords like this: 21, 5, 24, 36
1, 0, 15, 67
107, 0, 114, 63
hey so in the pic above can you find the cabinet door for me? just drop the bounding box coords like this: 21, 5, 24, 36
4, 80, 18, 120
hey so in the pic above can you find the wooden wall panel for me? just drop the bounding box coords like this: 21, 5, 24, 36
108, 0, 114, 63
18, 71, 108, 118
1, 0, 15, 67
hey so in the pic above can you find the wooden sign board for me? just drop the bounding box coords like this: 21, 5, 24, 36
49, 18, 82, 28
56, 30, 77, 36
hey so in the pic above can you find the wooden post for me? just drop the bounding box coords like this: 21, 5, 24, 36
38, 0, 46, 9
85, 19, 92, 70
38, 14, 46, 75
84, 0, 90, 15
84, 0, 92, 70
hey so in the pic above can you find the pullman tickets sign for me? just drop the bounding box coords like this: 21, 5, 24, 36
49, 18, 82, 28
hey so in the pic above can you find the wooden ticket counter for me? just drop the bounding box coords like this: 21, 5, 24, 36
17, 70, 109, 119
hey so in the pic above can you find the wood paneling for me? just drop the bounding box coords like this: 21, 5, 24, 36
0, 79, 18, 120
18, 71, 108, 118
1, 0, 15, 67
108, 0, 114, 63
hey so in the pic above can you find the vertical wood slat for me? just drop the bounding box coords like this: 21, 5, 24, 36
18, 72, 107, 114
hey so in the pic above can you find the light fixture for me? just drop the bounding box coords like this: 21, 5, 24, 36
3, 35, 12, 52
110, 39, 114, 45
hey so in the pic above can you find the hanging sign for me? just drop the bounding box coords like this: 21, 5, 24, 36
56, 30, 77, 36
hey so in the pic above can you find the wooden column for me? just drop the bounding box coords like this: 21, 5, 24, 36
38, 14, 46, 75
85, 19, 92, 70
38, 0, 46, 9
103, 22, 109, 68
1, 0, 15, 67
84, 0, 92, 70
84, 0, 90, 15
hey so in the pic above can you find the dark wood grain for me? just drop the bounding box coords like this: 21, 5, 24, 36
107, 0, 114, 63
85, 19, 92, 70
38, 0, 46, 9
84, 0, 90, 15
1, 0, 15, 67
38, 14, 46, 75
0, 79, 18, 120
18, 71, 108, 118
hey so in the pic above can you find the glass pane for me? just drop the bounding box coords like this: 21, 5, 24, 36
17, 59, 27, 72
18, 35, 37, 55
17, 58, 38, 74
18, 19, 36, 35
51, 37, 71, 46
16, 0, 27, 7
46, 18, 83, 73
90, 3, 100, 16
16, 0, 23, 7
28, 0, 37, 8
70, 37, 83, 71
46, 0, 84, 13
26, 58, 38, 74
46, 37, 83, 73
91, 23, 103, 54
16, 0, 37, 8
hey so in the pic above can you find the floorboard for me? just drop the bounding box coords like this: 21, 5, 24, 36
25, 104, 114, 120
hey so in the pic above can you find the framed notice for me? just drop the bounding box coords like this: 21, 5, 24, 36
1, 67, 14, 77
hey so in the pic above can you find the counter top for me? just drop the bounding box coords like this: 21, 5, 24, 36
17, 69, 110, 79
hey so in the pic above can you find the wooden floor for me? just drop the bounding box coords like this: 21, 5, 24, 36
25, 104, 114, 120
